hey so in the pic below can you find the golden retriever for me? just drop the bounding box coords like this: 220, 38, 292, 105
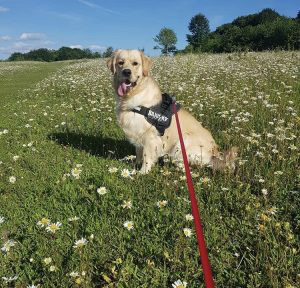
107, 49, 237, 174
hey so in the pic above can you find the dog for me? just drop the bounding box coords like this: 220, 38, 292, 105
107, 49, 237, 174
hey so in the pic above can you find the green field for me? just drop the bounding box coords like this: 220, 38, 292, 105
0, 52, 299, 288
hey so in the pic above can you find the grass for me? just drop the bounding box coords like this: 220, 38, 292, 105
0, 52, 299, 288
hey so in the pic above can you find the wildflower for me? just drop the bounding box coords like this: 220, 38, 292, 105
49, 265, 57, 272
268, 207, 278, 215
9, 176, 16, 184
260, 213, 271, 222
71, 167, 82, 179
183, 228, 192, 238
37, 217, 50, 227
75, 278, 82, 285
0, 216, 4, 225
43, 257, 52, 265
73, 238, 88, 249
89, 234, 94, 240
123, 221, 134, 230
121, 200, 132, 209
97, 187, 107, 195
1, 240, 15, 253
185, 214, 193, 221
108, 167, 118, 173
172, 279, 187, 288
262, 188, 268, 196
157, 200, 168, 208
69, 271, 79, 277
27, 284, 40, 288
2, 275, 18, 283
121, 168, 131, 178
68, 216, 80, 222
46, 222, 62, 233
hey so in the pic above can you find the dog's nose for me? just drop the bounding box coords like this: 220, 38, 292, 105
122, 69, 131, 77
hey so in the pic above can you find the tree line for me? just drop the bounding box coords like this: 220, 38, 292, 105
154, 8, 300, 55
8, 46, 114, 62
6, 8, 300, 61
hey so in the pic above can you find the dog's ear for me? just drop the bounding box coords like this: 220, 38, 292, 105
107, 50, 118, 74
141, 51, 152, 77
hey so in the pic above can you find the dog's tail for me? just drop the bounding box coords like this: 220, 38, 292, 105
211, 146, 238, 172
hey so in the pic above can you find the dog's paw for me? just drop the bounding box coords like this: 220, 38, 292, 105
139, 165, 151, 174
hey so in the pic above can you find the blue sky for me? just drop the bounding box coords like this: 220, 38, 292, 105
0, 0, 298, 59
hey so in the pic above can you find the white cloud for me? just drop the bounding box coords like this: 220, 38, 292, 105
0, 35, 11, 41
20, 33, 46, 41
50, 12, 82, 22
0, 6, 9, 13
78, 0, 120, 15
78, 0, 97, 8
70, 45, 83, 49
89, 45, 106, 51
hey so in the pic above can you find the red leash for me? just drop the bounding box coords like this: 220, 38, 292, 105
172, 99, 215, 288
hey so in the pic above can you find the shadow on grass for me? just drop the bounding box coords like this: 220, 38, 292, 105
48, 132, 135, 159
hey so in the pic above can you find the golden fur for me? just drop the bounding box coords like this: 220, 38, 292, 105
107, 49, 237, 174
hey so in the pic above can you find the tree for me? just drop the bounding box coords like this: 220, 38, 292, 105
153, 28, 177, 55
102, 47, 113, 58
187, 13, 210, 51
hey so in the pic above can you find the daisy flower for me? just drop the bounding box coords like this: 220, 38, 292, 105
123, 221, 134, 230
49, 265, 57, 272
108, 167, 118, 173
1, 240, 15, 253
69, 271, 79, 278
43, 257, 52, 265
156, 200, 168, 208
37, 217, 50, 227
9, 176, 16, 184
13, 155, 20, 161
121, 168, 131, 178
73, 238, 88, 249
183, 228, 193, 238
68, 216, 80, 222
46, 222, 62, 233
2, 275, 18, 283
97, 187, 107, 195
172, 279, 187, 288
27, 284, 40, 288
121, 200, 132, 209
185, 214, 194, 221
71, 167, 82, 179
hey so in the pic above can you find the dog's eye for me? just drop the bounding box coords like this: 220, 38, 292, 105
132, 62, 138, 66
118, 61, 124, 66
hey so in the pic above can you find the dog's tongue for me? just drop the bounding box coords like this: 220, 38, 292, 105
118, 83, 129, 97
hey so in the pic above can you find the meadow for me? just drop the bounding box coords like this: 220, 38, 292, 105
0, 51, 299, 288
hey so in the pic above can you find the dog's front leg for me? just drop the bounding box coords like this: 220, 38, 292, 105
135, 146, 143, 166
140, 136, 162, 174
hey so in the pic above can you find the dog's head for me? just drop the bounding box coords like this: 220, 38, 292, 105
107, 49, 152, 97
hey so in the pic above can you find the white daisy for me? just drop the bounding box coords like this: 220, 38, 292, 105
172, 279, 187, 288
71, 167, 82, 179
73, 238, 88, 249
185, 214, 194, 221
121, 168, 131, 178
1, 240, 15, 253
9, 176, 16, 184
97, 187, 107, 195
123, 221, 134, 230
121, 200, 132, 209
43, 257, 52, 265
69, 271, 79, 277
183, 228, 193, 238
46, 222, 62, 233
108, 167, 118, 173
157, 200, 168, 208
37, 218, 50, 227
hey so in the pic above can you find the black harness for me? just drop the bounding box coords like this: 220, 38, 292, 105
131, 93, 181, 136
